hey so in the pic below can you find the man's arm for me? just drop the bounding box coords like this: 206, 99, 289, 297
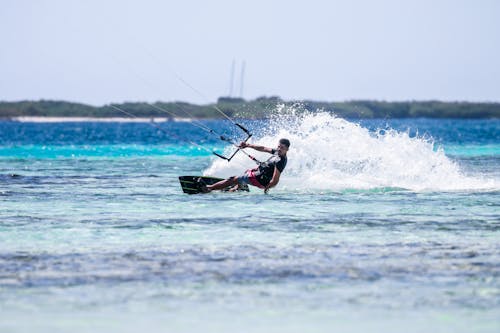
239, 142, 274, 154
264, 167, 281, 194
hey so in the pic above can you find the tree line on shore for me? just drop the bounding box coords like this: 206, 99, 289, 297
1, 96, 499, 119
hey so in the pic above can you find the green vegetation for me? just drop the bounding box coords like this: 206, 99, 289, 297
0, 97, 499, 119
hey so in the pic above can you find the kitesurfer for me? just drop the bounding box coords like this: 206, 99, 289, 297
199, 138, 290, 194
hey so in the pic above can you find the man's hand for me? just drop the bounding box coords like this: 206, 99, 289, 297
239, 142, 273, 154
264, 167, 281, 194
239, 141, 249, 149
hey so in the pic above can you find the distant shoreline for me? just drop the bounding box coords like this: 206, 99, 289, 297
1, 97, 499, 119
4, 116, 191, 123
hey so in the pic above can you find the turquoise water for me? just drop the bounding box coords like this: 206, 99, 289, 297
0, 114, 499, 332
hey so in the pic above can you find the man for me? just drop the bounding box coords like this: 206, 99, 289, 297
199, 138, 290, 194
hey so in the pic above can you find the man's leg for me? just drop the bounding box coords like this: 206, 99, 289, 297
206, 176, 239, 192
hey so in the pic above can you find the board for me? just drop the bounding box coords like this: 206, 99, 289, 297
178, 175, 249, 194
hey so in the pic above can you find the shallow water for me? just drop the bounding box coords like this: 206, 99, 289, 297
0, 114, 499, 332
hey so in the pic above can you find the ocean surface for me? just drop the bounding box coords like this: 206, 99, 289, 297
0, 111, 499, 333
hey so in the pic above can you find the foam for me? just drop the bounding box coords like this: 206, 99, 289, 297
205, 106, 498, 192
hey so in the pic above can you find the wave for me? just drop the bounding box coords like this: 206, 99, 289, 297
205, 106, 499, 192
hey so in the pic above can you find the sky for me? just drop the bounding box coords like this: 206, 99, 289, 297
1, 0, 499, 105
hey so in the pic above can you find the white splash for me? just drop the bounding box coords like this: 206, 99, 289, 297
205, 106, 498, 192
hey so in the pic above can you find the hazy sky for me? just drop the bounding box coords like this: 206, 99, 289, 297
1, 0, 499, 105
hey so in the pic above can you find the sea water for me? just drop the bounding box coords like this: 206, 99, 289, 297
0, 110, 499, 333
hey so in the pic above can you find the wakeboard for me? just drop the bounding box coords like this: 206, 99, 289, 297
178, 175, 249, 194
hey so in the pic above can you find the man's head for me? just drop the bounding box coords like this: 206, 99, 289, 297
277, 138, 290, 156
